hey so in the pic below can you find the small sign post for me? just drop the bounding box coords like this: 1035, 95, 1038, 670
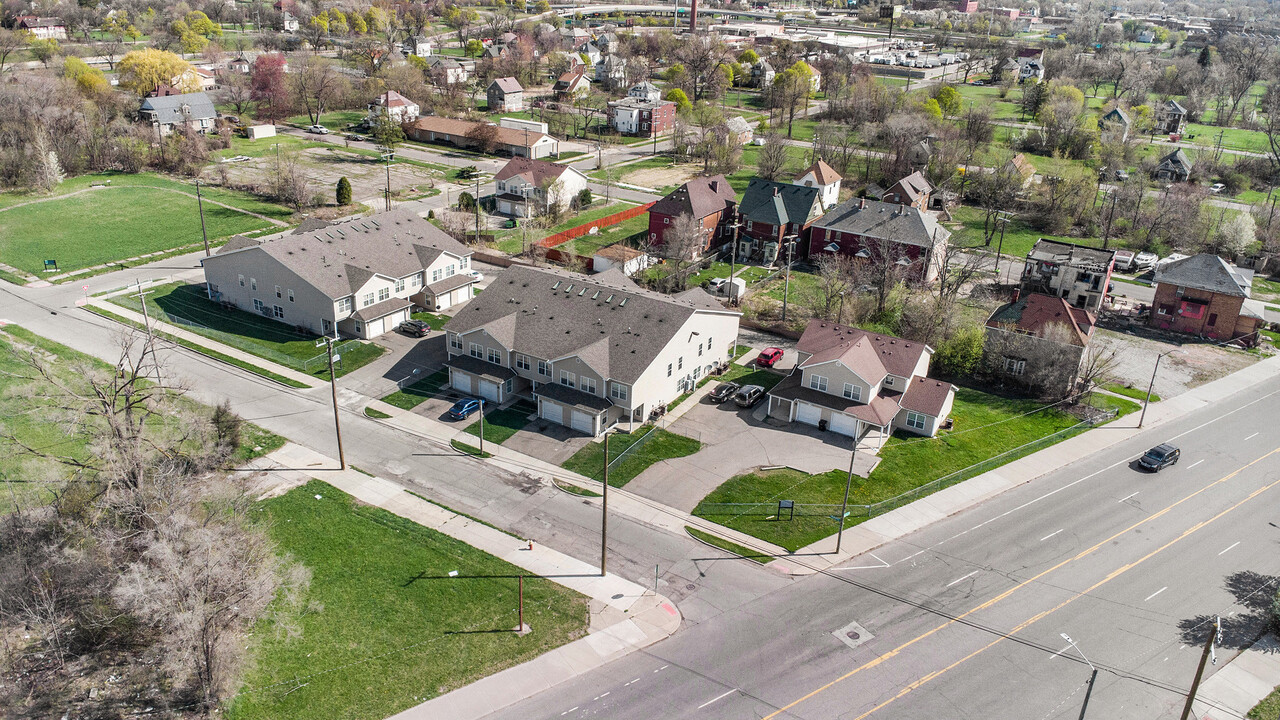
777, 499, 795, 521
43, 260, 58, 273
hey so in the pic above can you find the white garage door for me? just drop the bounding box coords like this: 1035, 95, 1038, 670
478, 380, 500, 402
796, 402, 822, 427
570, 409, 595, 435
451, 372, 472, 396
540, 400, 562, 423
830, 412, 859, 438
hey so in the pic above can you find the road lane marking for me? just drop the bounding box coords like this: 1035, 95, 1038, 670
1040, 529, 1064, 541
1118, 492, 1139, 503
1189, 459, 1205, 469
761, 445, 1280, 720
945, 571, 978, 587
839, 552, 891, 570
1047, 642, 1072, 661
561, 707, 578, 715
1145, 587, 1167, 601
1246, 432, 1260, 441
1219, 541, 1240, 555
697, 689, 737, 709
624, 678, 640, 686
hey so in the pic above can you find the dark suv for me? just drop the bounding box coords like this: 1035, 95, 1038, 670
733, 385, 766, 408
398, 319, 431, 337
1139, 444, 1180, 472
708, 382, 741, 404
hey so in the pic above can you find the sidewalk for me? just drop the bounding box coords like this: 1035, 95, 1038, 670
787, 352, 1280, 569
1195, 634, 1280, 720
248, 442, 682, 720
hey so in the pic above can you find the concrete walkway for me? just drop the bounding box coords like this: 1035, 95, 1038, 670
1195, 634, 1280, 720
246, 442, 682, 720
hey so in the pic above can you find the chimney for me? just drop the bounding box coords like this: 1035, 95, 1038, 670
859, 197, 866, 209
773, 186, 780, 197
710, 180, 718, 192
1012, 288, 1021, 303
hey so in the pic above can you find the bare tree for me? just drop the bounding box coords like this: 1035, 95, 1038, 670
292, 55, 347, 126
805, 253, 855, 322
651, 213, 707, 293
756, 132, 790, 181
851, 230, 914, 320
1216, 36, 1272, 127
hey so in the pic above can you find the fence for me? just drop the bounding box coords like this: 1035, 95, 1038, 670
154, 310, 309, 371
697, 412, 1114, 524
302, 340, 364, 375
536, 202, 656, 266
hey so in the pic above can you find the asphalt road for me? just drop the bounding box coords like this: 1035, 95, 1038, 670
481, 374, 1280, 720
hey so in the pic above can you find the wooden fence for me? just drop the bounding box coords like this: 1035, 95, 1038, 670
536, 201, 655, 266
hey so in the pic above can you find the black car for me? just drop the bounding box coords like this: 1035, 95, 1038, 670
1139, 443, 1180, 472
708, 382, 741, 404
733, 385, 766, 408
398, 319, 431, 337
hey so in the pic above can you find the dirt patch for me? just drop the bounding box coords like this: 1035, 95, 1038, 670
1094, 328, 1261, 399
217, 147, 445, 206
622, 163, 700, 189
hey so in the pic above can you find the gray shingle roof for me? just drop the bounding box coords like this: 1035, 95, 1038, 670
139, 92, 216, 125
811, 197, 950, 248
535, 382, 613, 412
649, 175, 735, 220
351, 296, 411, 321
740, 178, 822, 227
205, 208, 471, 299
1156, 148, 1193, 171
443, 265, 738, 384
1152, 253, 1252, 297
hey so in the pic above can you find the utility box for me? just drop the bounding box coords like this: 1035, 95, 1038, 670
246, 124, 276, 140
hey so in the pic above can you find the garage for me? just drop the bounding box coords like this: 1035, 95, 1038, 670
540, 400, 563, 424
451, 371, 472, 396
478, 380, 500, 403
796, 402, 822, 427
830, 412, 859, 438
570, 409, 595, 435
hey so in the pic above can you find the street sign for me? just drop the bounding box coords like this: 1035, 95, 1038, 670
43, 259, 58, 272
879, 4, 901, 18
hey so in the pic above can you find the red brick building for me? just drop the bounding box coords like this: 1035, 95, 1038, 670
1149, 254, 1264, 343
807, 197, 950, 282
646, 176, 737, 256
736, 178, 824, 258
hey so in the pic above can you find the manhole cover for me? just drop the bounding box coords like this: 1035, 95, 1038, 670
686, 584, 696, 590
833, 621, 873, 649
611, 593, 624, 599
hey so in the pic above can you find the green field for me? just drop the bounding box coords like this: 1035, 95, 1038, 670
0, 175, 287, 277
108, 282, 385, 379
226, 481, 589, 720
694, 388, 1114, 551
381, 369, 451, 410
465, 400, 538, 445
561, 427, 702, 487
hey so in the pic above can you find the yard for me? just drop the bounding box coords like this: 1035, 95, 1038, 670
284, 110, 368, 132
380, 369, 451, 410
561, 426, 702, 487
0, 172, 292, 278
226, 481, 589, 720
947, 205, 1105, 260
693, 387, 1134, 551
107, 282, 385, 379
465, 400, 538, 445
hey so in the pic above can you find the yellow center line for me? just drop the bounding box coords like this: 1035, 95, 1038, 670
762, 446, 1280, 720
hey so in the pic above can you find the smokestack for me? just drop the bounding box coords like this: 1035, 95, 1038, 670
859, 197, 866, 209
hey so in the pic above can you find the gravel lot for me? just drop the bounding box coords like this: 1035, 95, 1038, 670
1094, 328, 1261, 399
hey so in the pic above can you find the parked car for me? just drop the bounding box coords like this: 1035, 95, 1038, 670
733, 385, 766, 408
448, 397, 482, 420
1138, 443, 1180, 472
468, 270, 484, 282
708, 381, 742, 404
307, 124, 330, 134
1113, 249, 1136, 272
1209, 183, 1226, 194
756, 347, 784, 368
972, 79, 984, 86
1114, 169, 1130, 181
1132, 251, 1159, 270
397, 319, 431, 337
708, 277, 729, 292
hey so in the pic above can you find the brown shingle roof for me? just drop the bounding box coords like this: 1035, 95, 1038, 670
797, 320, 928, 380
490, 77, 523, 93
900, 377, 954, 417
594, 243, 646, 262
986, 293, 1094, 347
494, 156, 571, 185
799, 159, 842, 185
649, 175, 736, 220
769, 373, 901, 428
408, 116, 550, 149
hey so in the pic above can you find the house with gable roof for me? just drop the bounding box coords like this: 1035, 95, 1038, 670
647, 175, 738, 255
368, 90, 420, 124
493, 157, 589, 217
983, 291, 1096, 398
1152, 148, 1193, 183
879, 170, 932, 210
737, 178, 824, 261
767, 320, 956, 443
1149, 253, 1265, 342
1099, 106, 1131, 143
808, 197, 950, 282
1155, 99, 1187, 135
794, 159, 843, 211
442, 265, 741, 434
487, 77, 525, 112
200, 209, 477, 339
139, 92, 217, 135
553, 66, 592, 99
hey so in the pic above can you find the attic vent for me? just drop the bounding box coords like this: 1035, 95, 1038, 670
618, 298, 628, 307
592, 290, 600, 299
370, 220, 380, 229
578, 288, 586, 296
336, 229, 345, 237
552, 281, 561, 289
565, 284, 574, 293
605, 294, 614, 303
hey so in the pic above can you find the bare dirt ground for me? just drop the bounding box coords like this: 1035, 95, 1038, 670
219, 147, 445, 205
1094, 327, 1262, 399
622, 164, 700, 189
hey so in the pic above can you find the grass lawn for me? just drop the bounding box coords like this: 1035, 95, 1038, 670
693, 387, 1099, 551
0, 324, 284, 513
410, 311, 451, 329
464, 400, 537, 445
686, 527, 771, 563
284, 110, 368, 132
764, 270, 822, 303
107, 283, 385, 379
365, 407, 393, 419
381, 369, 450, 410
1249, 684, 1280, 720
227, 481, 588, 720
1104, 383, 1159, 403
561, 427, 702, 487
948, 205, 1101, 259
0, 174, 287, 277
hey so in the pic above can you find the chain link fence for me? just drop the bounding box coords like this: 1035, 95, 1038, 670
302, 340, 363, 374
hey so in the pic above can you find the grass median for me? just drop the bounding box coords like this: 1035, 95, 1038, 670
561, 426, 701, 488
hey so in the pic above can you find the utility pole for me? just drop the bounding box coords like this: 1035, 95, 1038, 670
1179, 623, 1219, 720
317, 337, 347, 470
478, 399, 485, 455
195, 178, 211, 257
133, 279, 162, 385
382, 150, 394, 211
1101, 191, 1117, 250
1061, 633, 1097, 720
474, 176, 481, 243
600, 431, 609, 577
781, 234, 796, 322
995, 212, 1012, 285
835, 437, 856, 553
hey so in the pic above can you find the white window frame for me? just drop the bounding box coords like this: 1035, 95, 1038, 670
667, 363, 672, 377
378, 287, 391, 302
449, 334, 463, 350
809, 374, 828, 392
362, 292, 376, 307
252, 298, 264, 312
469, 342, 483, 358
250, 278, 257, 290
843, 383, 861, 402
538, 360, 550, 377
559, 370, 576, 388
906, 411, 927, 430
432, 268, 443, 283
288, 289, 294, 302
610, 382, 628, 401
581, 377, 597, 395
275, 284, 282, 299
516, 354, 530, 370
337, 297, 353, 313
1004, 357, 1026, 376
238, 274, 245, 287
487, 348, 501, 364
273, 305, 284, 319
395, 278, 406, 293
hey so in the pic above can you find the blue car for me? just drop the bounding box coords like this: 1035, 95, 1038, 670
448, 398, 482, 420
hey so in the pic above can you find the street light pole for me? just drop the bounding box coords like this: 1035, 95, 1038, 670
781, 233, 796, 322
1139, 350, 1170, 428
834, 436, 856, 553
1060, 633, 1097, 720
195, 178, 211, 257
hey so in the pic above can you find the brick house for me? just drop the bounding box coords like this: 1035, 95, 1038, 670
607, 96, 677, 137
646, 175, 738, 256
767, 320, 956, 444
737, 178, 824, 263
1020, 239, 1115, 312
807, 197, 950, 282
486, 77, 524, 112
1149, 253, 1265, 342
984, 292, 1096, 398
880, 170, 932, 210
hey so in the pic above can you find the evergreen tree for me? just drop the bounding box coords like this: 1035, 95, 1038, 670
336, 176, 352, 205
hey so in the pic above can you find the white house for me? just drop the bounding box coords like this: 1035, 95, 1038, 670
793, 159, 843, 211
442, 265, 741, 434
201, 209, 477, 340
368, 90, 420, 124
592, 243, 653, 276
494, 157, 589, 217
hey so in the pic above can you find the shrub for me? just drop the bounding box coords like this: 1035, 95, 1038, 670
211, 400, 243, 453
457, 165, 479, 180
933, 323, 985, 377
457, 191, 476, 211
336, 176, 352, 205
427, 209, 435, 219
575, 188, 593, 208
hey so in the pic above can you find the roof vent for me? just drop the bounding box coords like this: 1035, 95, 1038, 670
565, 284, 573, 293
605, 294, 614, 303
619, 297, 628, 307
578, 288, 586, 296
552, 281, 561, 289
592, 290, 601, 299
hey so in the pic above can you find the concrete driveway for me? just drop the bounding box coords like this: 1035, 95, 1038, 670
625, 395, 881, 513
504, 418, 594, 465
